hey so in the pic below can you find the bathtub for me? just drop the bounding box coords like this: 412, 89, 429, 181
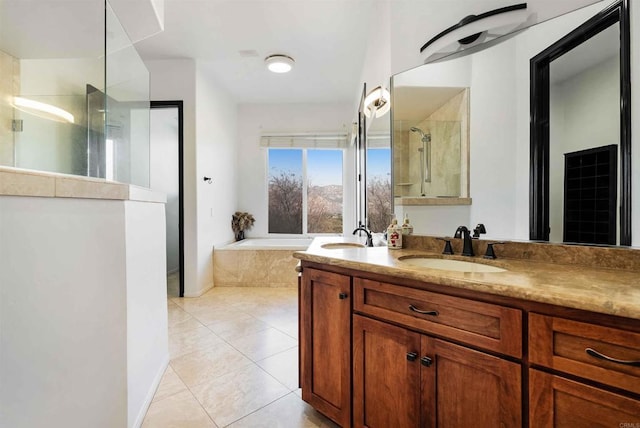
222, 238, 313, 250
213, 238, 312, 287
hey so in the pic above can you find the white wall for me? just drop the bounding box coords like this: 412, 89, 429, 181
512, 2, 619, 241
147, 59, 239, 295
353, 1, 392, 114
468, 38, 519, 241
0, 195, 168, 428
125, 200, 169, 428
0, 196, 128, 428
146, 59, 200, 294
236, 103, 354, 237
194, 62, 238, 292
549, 56, 619, 242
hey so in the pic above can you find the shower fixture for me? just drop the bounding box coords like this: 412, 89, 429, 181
410, 127, 432, 196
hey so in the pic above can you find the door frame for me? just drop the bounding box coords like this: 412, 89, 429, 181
150, 101, 185, 297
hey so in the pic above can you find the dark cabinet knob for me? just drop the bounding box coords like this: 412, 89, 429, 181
338, 292, 348, 300
406, 352, 418, 362
421, 356, 433, 367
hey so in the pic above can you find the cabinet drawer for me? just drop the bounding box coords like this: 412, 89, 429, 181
353, 278, 522, 358
529, 313, 640, 395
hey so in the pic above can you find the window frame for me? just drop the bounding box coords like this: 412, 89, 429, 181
266, 147, 346, 236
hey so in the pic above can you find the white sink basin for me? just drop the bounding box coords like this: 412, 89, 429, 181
321, 242, 366, 249
398, 256, 506, 273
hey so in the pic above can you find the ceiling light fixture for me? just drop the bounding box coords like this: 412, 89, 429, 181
265, 54, 295, 73
363, 86, 391, 118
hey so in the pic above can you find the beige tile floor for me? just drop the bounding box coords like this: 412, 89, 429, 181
142, 283, 339, 428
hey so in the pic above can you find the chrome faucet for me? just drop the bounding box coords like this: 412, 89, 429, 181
352, 225, 373, 247
454, 226, 474, 256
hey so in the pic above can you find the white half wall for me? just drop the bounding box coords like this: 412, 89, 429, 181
0, 195, 168, 428
125, 200, 169, 428
236, 102, 354, 238
0, 196, 128, 428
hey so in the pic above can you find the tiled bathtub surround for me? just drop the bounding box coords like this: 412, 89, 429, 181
213, 246, 301, 287
403, 235, 640, 271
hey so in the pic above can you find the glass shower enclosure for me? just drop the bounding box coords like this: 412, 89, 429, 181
0, 0, 151, 187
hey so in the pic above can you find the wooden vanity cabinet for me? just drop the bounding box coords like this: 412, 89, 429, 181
300, 268, 352, 427
353, 315, 521, 428
300, 263, 640, 427
529, 369, 640, 427
528, 313, 640, 426
352, 278, 522, 428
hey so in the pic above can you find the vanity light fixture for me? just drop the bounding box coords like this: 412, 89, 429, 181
265, 54, 295, 73
420, 3, 532, 63
363, 86, 391, 118
12, 96, 75, 124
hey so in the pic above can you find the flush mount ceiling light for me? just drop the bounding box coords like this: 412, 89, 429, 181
420, 3, 533, 63
12, 96, 75, 123
363, 86, 391, 118
265, 54, 295, 73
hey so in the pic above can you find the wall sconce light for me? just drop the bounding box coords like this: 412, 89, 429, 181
420, 3, 532, 63
12, 96, 75, 124
363, 86, 391, 118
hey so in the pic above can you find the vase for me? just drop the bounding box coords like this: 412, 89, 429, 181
235, 230, 245, 241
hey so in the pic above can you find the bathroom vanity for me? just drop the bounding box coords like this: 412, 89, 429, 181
295, 237, 640, 427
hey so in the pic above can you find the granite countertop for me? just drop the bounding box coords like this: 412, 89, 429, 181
294, 236, 640, 320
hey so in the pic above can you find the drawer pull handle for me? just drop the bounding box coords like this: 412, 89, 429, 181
338, 292, 348, 300
585, 347, 640, 367
409, 305, 439, 316
421, 356, 433, 367
406, 352, 418, 362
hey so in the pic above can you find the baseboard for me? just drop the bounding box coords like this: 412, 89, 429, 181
130, 354, 170, 428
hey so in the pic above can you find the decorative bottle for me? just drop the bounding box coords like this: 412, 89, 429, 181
387, 218, 403, 249
401, 214, 413, 236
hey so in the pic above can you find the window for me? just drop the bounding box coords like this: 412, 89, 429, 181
366, 145, 392, 233
268, 148, 343, 234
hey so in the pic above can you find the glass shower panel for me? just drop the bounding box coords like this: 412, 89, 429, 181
106, 1, 151, 188
0, 0, 105, 175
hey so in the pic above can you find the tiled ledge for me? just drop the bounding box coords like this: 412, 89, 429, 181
395, 196, 472, 206
0, 166, 166, 203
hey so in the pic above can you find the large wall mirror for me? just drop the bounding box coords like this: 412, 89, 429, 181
391, 0, 633, 246
530, 0, 630, 245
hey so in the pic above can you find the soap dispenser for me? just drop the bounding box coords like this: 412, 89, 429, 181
401, 213, 413, 236
387, 218, 403, 249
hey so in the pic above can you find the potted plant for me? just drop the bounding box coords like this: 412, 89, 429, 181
231, 211, 255, 241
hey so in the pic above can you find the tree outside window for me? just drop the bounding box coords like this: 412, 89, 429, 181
268, 148, 343, 234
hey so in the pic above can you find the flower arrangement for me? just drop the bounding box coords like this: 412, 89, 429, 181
231, 211, 255, 241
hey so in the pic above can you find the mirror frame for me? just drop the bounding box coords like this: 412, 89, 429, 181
529, 0, 631, 245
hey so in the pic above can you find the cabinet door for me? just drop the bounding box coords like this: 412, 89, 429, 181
530, 369, 640, 427
422, 337, 522, 428
353, 315, 422, 428
300, 268, 351, 427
